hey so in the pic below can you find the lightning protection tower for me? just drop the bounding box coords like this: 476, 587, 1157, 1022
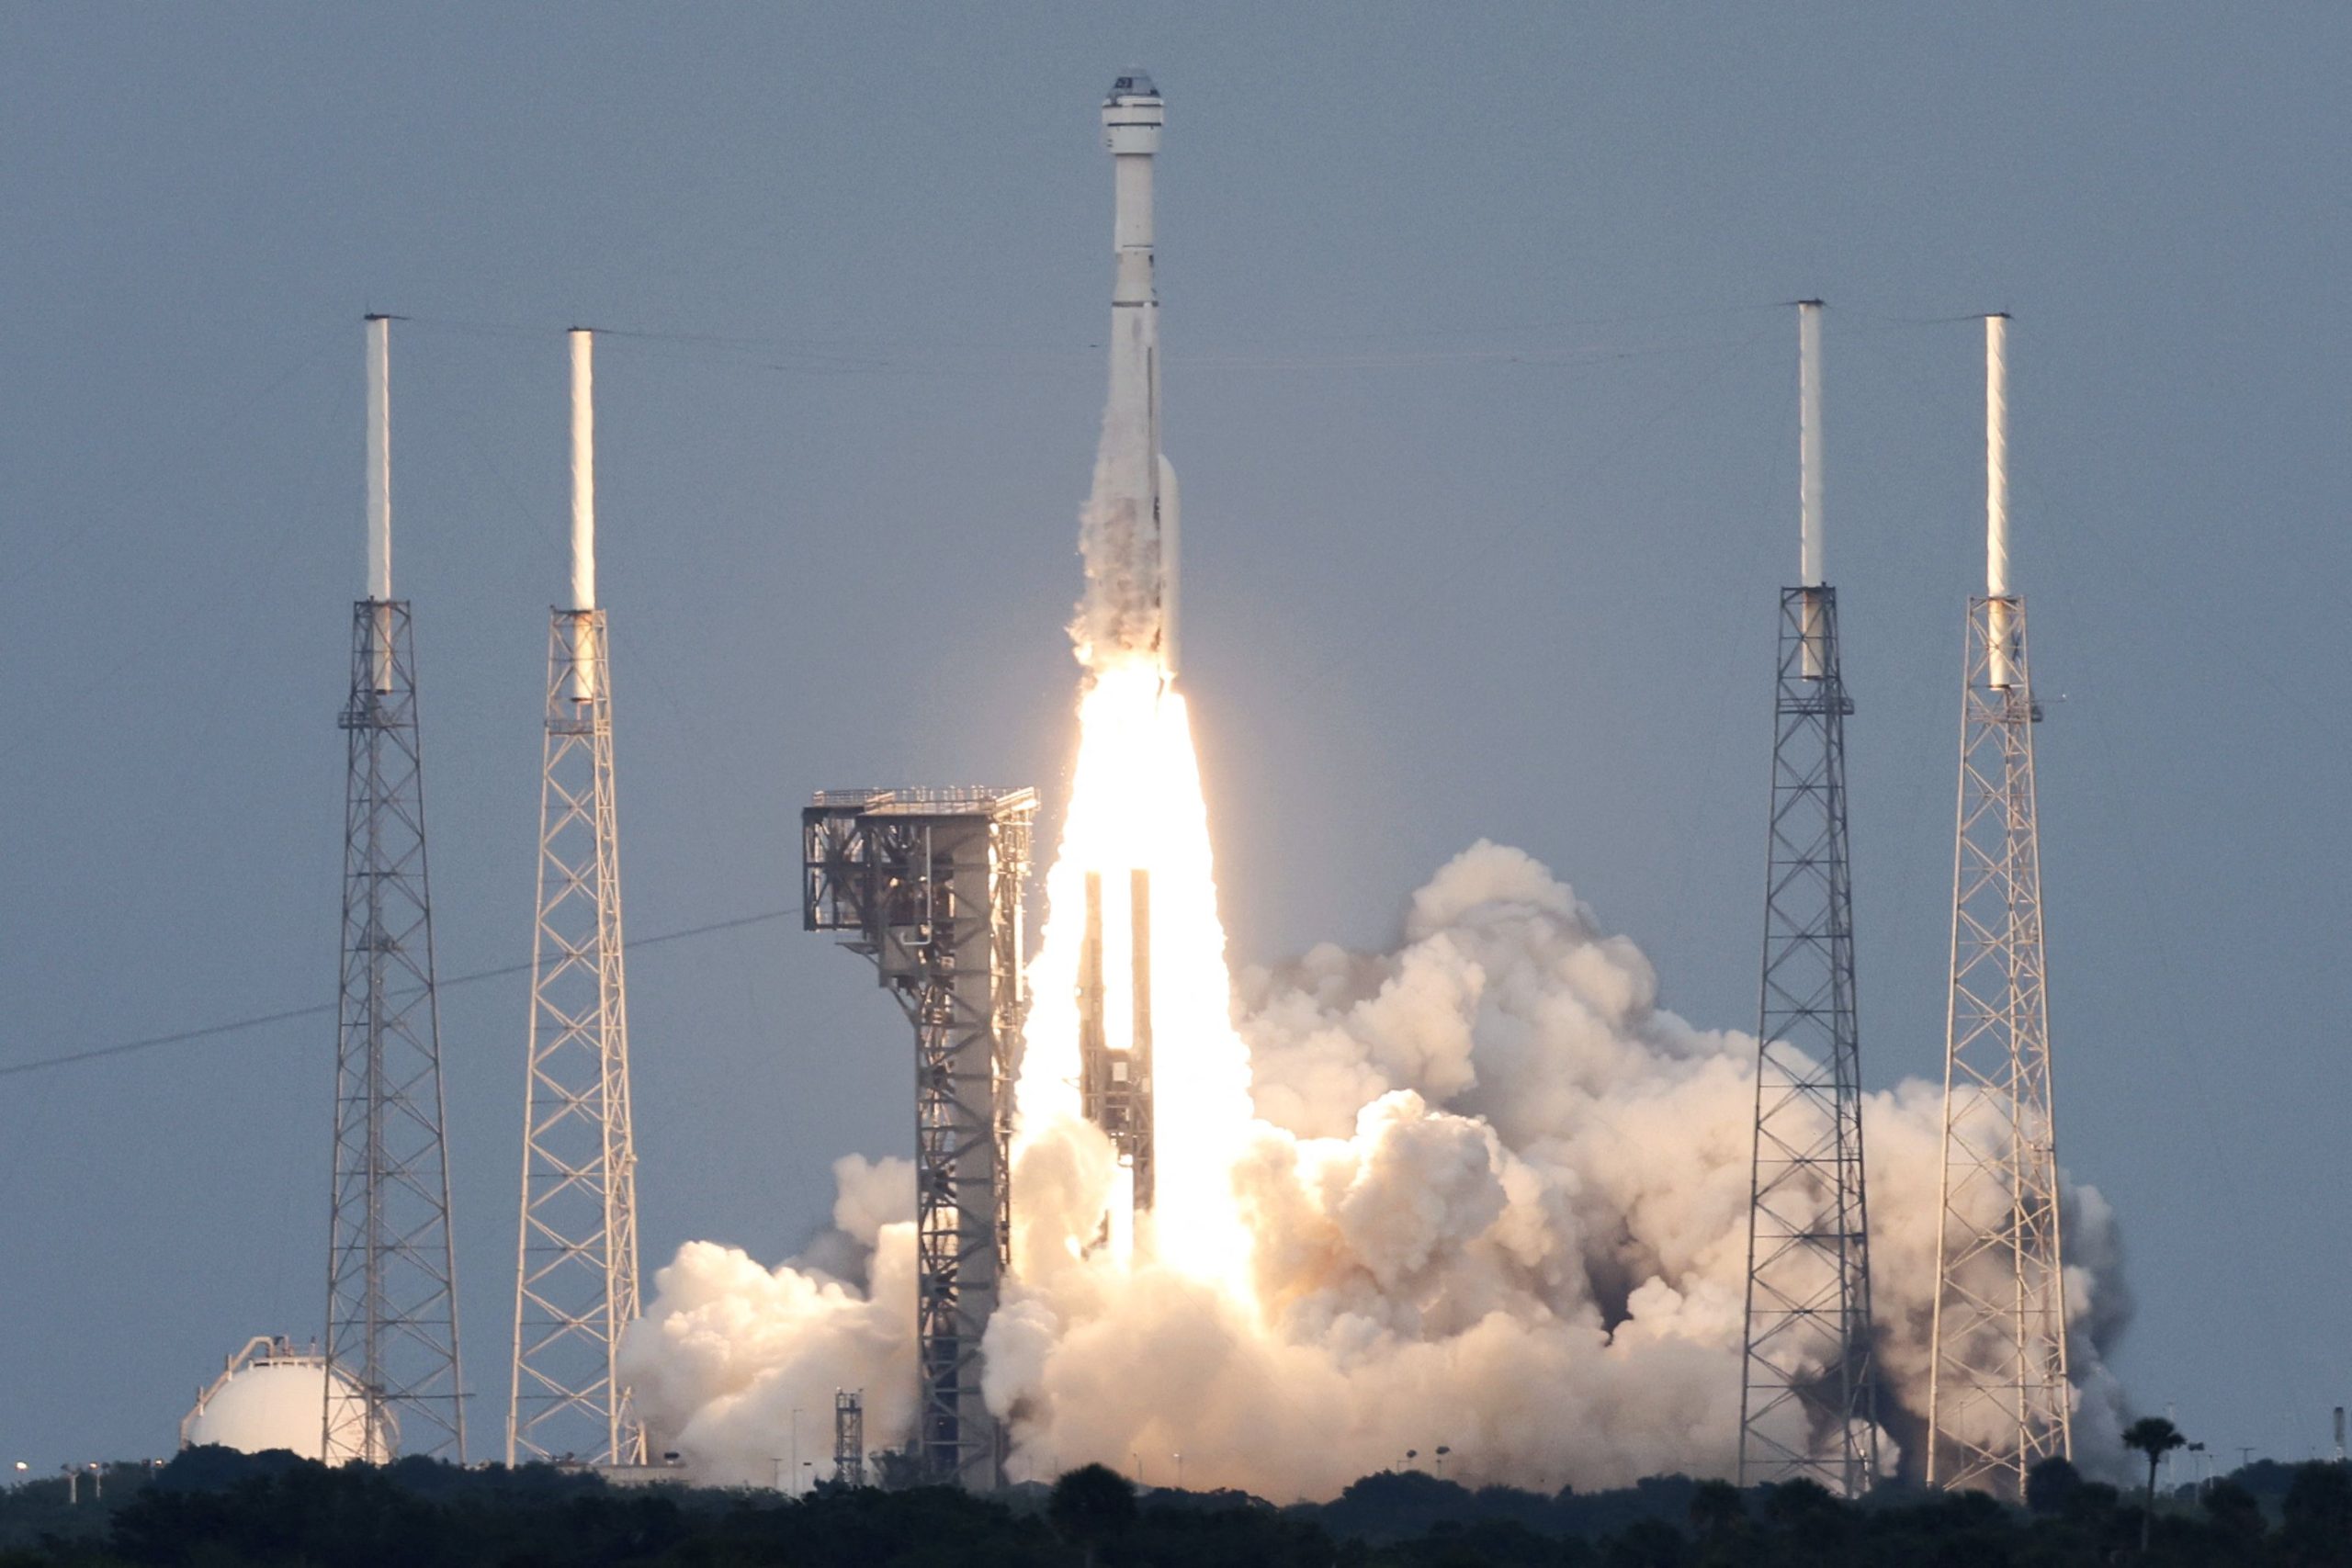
508, 330, 647, 1468
804, 787, 1036, 1493
324, 315, 466, 1462
1738, 301, 1880, 1497
1927, 314, 2070, 1496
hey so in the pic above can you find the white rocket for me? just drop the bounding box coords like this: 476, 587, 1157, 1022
1100, 70, 1180, 675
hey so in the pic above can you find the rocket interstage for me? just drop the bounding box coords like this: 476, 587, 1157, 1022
1092, 71, 1179, 676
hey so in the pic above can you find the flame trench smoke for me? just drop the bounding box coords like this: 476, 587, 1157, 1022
617, 383, 2132, 1507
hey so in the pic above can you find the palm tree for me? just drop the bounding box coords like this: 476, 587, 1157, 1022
1049, 1463, 1137, 1568
2122, 1416, 2188, 1553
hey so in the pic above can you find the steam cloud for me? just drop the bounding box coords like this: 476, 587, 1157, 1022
619, 842, 2130, 1497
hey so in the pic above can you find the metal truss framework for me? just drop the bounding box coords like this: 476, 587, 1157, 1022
833, 1391, 865, 1489
508, 610, 645, 1467
1928, 595, 2070, 1497
1738, 585, 1880, 1497
804, 788, 1036, 1492
325, 600, 466, 1463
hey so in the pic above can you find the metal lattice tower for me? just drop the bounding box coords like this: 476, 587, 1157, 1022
803, 788, 1036, 1492
1738, 302, 1879, 1497
323, 318, 465, 1463
1738, 586, 1880, 1496
1927, 596, 2068, 1494
507, 615, 644, 1464
507, 330, 645, 1469
1928, 314, 2070, 1496
834, 1390, 866, 1488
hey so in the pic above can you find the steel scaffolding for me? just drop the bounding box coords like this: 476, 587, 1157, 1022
507, 610, 644, 1466
324, 599, 466, 1462
834, 1390, 866, 1489
1927, 595, 2069, 1496
1737, 585, 1879, 1496
804, 787, 1036, 1492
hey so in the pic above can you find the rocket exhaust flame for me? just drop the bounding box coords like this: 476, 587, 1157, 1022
1013, 658, 1256, 1286
1075, 869, 1158, 1232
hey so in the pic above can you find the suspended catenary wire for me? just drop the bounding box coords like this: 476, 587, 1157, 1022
0, 908, 797, 1080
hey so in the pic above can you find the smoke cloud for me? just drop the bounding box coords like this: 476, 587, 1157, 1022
621, 842, 2131, 1497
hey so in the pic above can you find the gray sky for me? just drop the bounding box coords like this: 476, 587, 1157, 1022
2, 3, 2346, 1471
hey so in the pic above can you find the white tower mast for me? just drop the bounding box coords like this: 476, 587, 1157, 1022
1927, 313, 2071, 1496
1737, 300, 1879, 1496
324, 314, 466, 1462
508, 328, 646, 1466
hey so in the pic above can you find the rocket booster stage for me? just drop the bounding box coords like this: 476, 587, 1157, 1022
1094, 71, 1180, 675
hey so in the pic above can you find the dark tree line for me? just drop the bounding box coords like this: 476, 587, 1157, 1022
2, 1446, 2349, 1566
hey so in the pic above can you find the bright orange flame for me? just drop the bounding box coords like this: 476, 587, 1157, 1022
1014, 655, 1256, 1292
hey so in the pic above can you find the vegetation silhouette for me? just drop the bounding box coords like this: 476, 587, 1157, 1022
2123, 1416, 2188, 1552
0, 1445, 2345, 1565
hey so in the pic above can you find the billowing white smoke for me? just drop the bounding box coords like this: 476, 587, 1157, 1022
621, 842, 2130, 1497
620, 1156, 920, 1486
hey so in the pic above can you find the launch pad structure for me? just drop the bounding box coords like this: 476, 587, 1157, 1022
1928, 315, 2070, 1496
508, 330, 647, 1468
323, 316, 466, 1463
803, 787, 1038, 1492
1737, 302, 1879, 1497
833, 1391, 865, 1489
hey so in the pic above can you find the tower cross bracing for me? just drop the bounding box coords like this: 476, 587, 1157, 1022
1737, 584, 1879, 1496
508, 608, 645, 1466
1927, 594, 2070, 1495
324, 598, 466, 1462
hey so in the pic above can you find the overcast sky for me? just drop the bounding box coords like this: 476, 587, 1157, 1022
1, 3, 2346, 1471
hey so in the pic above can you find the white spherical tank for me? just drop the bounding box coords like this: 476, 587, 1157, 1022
180, 1337, 377, 1464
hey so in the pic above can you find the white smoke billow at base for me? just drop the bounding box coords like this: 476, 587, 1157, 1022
620, 838, 2131, 1497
